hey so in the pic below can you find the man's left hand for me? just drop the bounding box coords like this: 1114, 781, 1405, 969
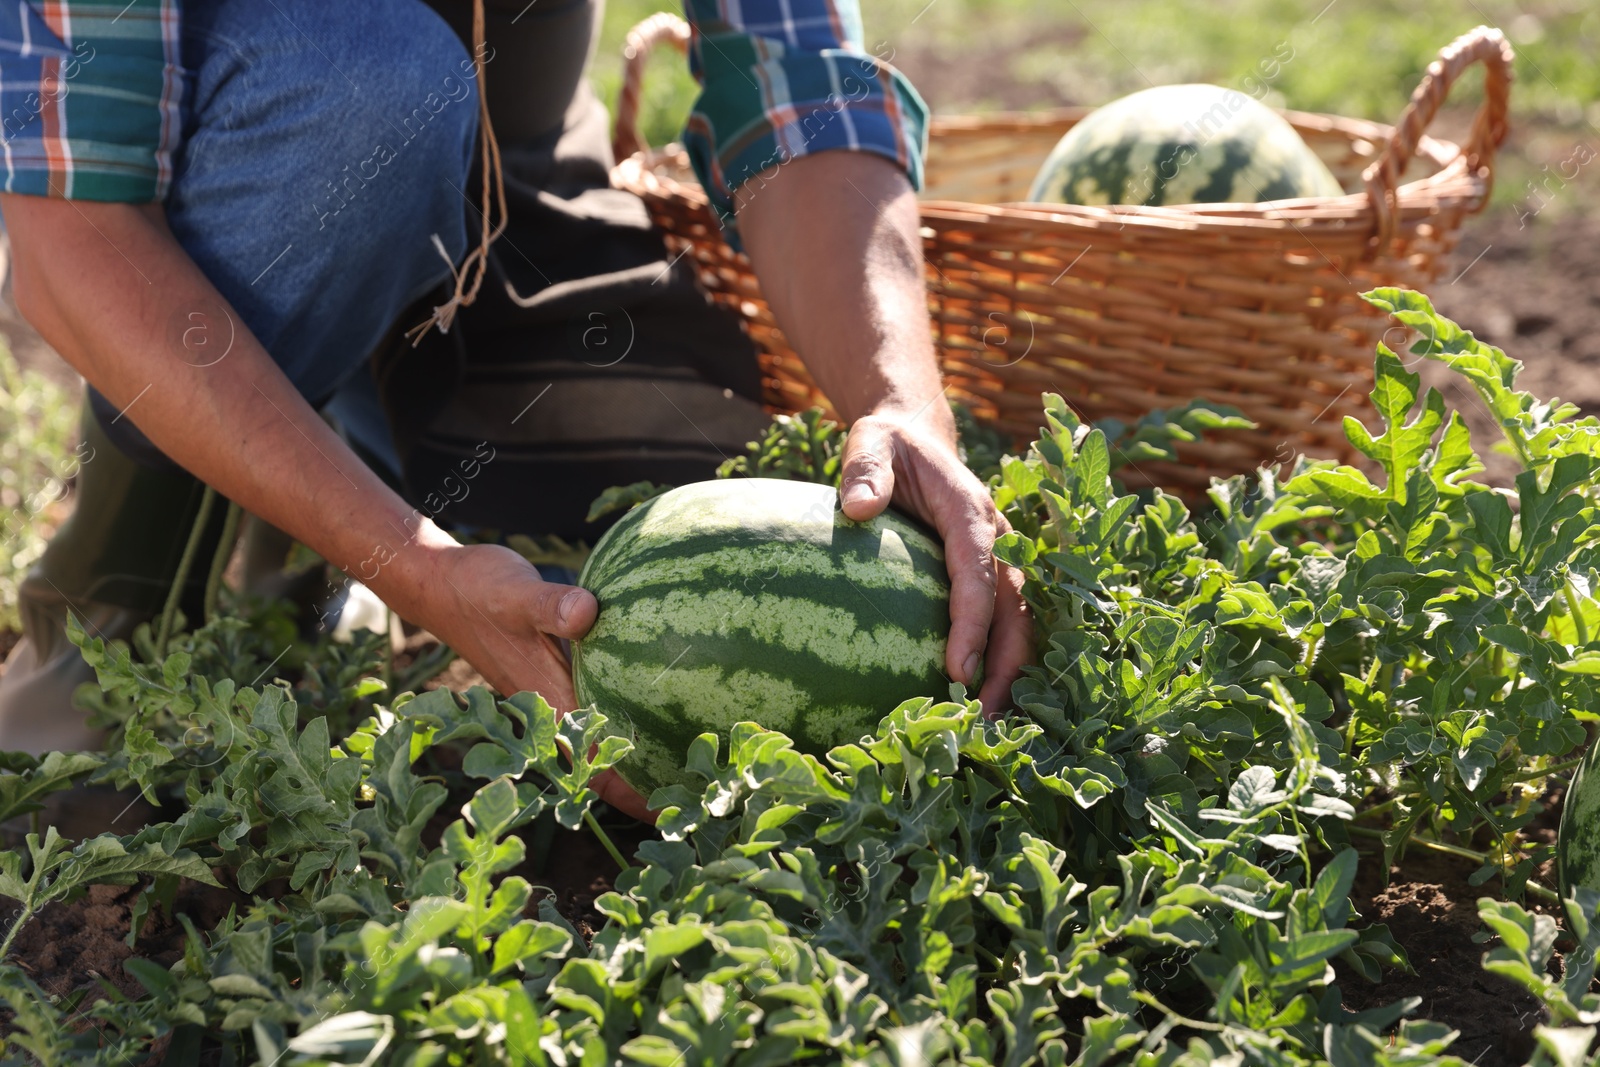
736, 151, 1031, 714
837, 411, 1030, 714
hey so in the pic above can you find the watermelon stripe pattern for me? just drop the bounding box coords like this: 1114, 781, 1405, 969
573, 479, 953, 800
1559, 741, 1600, 897
1027, 83, 1344, 208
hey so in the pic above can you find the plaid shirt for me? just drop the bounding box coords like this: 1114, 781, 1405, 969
680, 0, 929, 233
0, 0, 180, 200
0, 0, 927, 222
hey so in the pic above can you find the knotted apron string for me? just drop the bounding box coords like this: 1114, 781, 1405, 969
407, 0, 508, 344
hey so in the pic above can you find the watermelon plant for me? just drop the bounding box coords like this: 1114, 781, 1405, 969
2, 289, 1600, 1065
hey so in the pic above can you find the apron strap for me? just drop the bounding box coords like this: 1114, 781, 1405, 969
407, 0, 507, 343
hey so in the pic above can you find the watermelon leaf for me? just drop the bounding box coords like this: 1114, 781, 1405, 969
1342, 345, 1445, 503
585, 480, 671, 523
16, 291, 1600, 1067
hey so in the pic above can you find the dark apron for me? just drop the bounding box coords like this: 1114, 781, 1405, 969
382, 0, 767, 542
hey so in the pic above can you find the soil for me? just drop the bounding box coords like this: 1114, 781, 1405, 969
1342, 850, 1553, 1066
1, 809, 651, 1021
523, 816, 658, 942
10, 878, 242, 1001
1424, 208, 1600, 486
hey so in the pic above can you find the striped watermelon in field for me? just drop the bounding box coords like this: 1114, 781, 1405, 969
1028, 83, 1344, 207
1559, 740, 1600, 898
572, 479, 952, 800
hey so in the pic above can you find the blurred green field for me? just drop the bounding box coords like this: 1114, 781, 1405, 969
592, 0, 1598, 207
0, 354, 73, 631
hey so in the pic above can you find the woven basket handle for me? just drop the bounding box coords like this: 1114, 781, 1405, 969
1364, 25, 1513, 249
612, 12, 691, 162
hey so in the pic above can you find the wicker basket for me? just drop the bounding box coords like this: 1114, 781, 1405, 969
610, 17, 1513, 491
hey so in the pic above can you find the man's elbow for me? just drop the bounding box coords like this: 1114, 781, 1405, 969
0, 193, 155, 336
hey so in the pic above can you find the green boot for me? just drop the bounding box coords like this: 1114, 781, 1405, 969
0, 405, 229, 754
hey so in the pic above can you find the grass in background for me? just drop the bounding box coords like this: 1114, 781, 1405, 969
593, 0, 1598, 210
0, 346, 74, 631
591, 3, 701, 159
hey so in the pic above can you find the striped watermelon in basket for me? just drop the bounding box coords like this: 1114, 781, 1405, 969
1028, 83, 1344, 207
572, 479, 952, 800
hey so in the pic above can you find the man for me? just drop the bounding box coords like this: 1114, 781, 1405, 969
0, 0, 1029, 814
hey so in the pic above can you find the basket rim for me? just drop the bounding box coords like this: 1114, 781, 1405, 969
924, 103, 1464, 181
615, 102, 1486, 237
617, 155, 1482, 243
916, 158, 1474, 231
930, 103, 1447, 148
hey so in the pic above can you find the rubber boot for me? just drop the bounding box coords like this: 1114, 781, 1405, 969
238, 514, 305, 605
0, 404, 229, 755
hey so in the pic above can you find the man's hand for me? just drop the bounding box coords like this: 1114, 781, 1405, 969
837, 414, 1030, 712
420, 541, 595, 711
736, 152, 1033, 712
415, 541, 653, 820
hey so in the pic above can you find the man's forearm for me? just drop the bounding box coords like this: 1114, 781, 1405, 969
735, 152, 952, 443
733, 151, 1033, 707
0, 195, 454, 621
1, 193, 639, 808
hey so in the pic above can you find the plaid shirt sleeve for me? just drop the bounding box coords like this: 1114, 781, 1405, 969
0, 0, 182, 202
680, 0, 929, 240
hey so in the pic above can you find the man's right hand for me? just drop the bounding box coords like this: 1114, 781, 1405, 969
408, 539, 597, 712
400, 539, 658, 822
